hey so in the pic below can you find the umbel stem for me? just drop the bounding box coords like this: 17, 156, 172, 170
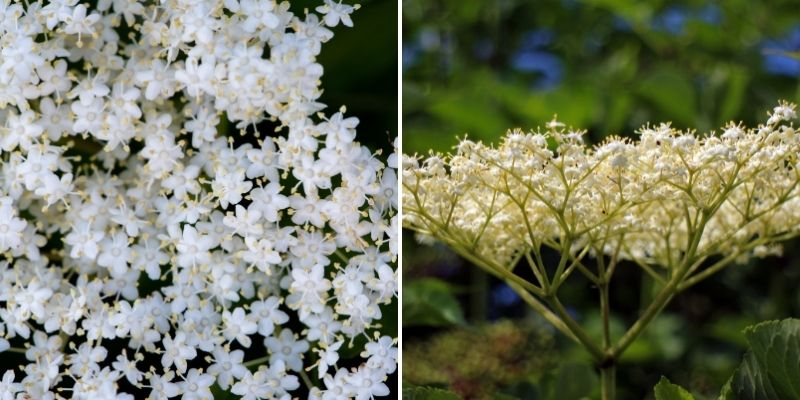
600, 364, 616, 400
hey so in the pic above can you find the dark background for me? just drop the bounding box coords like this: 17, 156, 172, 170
313, 0, 398, 155
402, 1, 800, 399
314, 0, 399, 396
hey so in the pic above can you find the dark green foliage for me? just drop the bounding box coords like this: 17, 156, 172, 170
403, 386, 463, 400
654, 377, 695, 400
403, 320, 558, 399
403, 278, 466, 327
655, 319, 800, 400
722, 319, 800, 400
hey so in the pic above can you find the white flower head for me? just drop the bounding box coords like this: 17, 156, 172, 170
0, 0, 396, 397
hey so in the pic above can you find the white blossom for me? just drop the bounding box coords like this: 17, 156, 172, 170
0, 0, 396, 397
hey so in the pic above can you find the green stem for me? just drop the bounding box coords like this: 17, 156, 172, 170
470, 266, 488, 322
547, 295, 605, 361
600, 364, 616, 400
298, 369, 314, 389
507, 282, 580, 344
7, 347, 26, 354
599, 277, 616, 400
600, 283, 612, 349
550, 236, 572, 290
613, 266, 680, 358
612, 214, 708, 358
243, 355, 270, 368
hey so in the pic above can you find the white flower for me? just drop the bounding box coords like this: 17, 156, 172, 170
0, 370, 20, 400
302, 307, 342, 344
111, 351, 143, 385
131, 238, 169, 279
176, 225, 215, 268
347, 365, 390, 400
314, 340, 342, 378
288, 264, 332, 317
0, 201, 26, 252
768, 101, 797, 125
161, 332, 197, 374
224, 205, 264, 238
162, 165, 201, 199
316, 0, 357, 27
222, 307, 257, 347
148, 370, 182, 399
63, 5, 100, 38
363, 336, 397, 374
97, 231, 132, 277
208, 348, 248, 390
212, 168, 253, 209
248, 297, 289, 337
0, 0, 396, 397
243, 237, 283, 273
179, 369, 215, 400
64, 220, 104, 260
13, 280, 53, 320
264, 330, 309, 372
68, 342, 107, 377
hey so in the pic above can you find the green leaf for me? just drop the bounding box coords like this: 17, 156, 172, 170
723, 352, 782, 400
403, 278, 465, 327
403, 386, 462, 400
654, 377, 695, 400
722, 319, 800, 400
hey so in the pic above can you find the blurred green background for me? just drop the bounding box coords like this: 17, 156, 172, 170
402, 0, 800, 399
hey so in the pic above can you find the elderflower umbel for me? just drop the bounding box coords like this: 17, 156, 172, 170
404, 102, 800, 378
0, 0, 397, 398
404, 102, 800, 275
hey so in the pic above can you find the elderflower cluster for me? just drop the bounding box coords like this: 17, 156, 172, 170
0, 0, 397, 399
404, 102, 800, 280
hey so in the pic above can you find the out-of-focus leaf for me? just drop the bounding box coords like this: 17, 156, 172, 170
428, 91, 510, 138
722, 319, 800, 400
403, 278, 465, 327
540, 362, 598, 400
403, 386, 462, 400
500, 380, 541, 400
707, 315, 757, 348
766, 50, 800, 60
580, 0, 653, 25
654, 377, 696, 400
581, 313, 686, 364
629, 314, 687, 362
602, 93, 633, 135
492, 393, 520, 400
718, 67, 749, 124
636, 66, 697, 126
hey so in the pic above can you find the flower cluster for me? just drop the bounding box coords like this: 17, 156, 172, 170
0, 0, 397, 398
403, 103, 800, 290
